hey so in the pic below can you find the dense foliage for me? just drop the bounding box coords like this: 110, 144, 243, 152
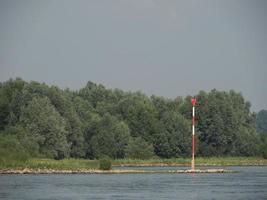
0, 78, 266, 163
125, 137, 154, 159
257, 110, 267, 134
256, 109, 267, 158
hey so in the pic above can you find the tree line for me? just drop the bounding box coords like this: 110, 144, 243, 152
0, 78, 266, 162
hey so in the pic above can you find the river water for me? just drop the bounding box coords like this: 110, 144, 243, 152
0, 166, 266, 200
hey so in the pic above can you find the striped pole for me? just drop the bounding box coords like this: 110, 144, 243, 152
191, 97, 196, 170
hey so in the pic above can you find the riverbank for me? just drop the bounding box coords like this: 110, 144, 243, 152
0, 168, 234, 174
113, 157, 267, 167
0, 157, 266, 172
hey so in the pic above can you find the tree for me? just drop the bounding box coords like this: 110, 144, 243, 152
0, 125, 39, 156
116, 92, 158, 142
0, 125, 39, 166
257, 110, 267, 134
193, 89, 259, 156
259, 134, 267, 159
125, 137, 154, 159
0, 78, 26, 130
89, 114, 130, 159
154, 112, 191, 158
0, 78, 263, 160
78, 81, 113, 108
20, 96, 69, 159
0, 134, 29, 166
45, 86, 85, 158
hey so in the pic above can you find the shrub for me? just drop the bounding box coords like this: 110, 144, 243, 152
0, 134, 29, 167
99, 158, 112, 170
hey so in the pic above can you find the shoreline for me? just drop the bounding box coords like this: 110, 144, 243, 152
0, 168, 235, 174
114, 163, 267, 167
112, 157, 267, 167
1, 157, 266, 174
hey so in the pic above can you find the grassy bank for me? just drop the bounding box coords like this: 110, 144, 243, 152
0, 157, 266, 170
0, 158, 99, 170
113, 157, 267, 166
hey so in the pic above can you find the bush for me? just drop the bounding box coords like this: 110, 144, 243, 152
0, 134, 30, 167
99, 158, 112, 170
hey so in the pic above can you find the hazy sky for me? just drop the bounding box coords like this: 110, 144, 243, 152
0, 0, 266, 111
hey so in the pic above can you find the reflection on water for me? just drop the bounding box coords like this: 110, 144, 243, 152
0, 166, 267, 200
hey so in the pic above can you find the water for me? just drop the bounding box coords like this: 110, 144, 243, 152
0, 166, 267, 200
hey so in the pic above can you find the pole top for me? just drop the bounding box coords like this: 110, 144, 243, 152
191, 97, 197, 106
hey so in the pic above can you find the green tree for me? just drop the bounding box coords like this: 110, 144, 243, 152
259, 134, 267, 159
193, 89, 259, 156
257, 110, 267, 134
0, 134, 29, 166
1, 125, 39, 157
154, 112, 191, 158
125, 137, 154, 159
117, 92, 158, 142
0, 78, 26, 130
89, 114, 130, 159
0, 78, 263, 160
78, 81, 113, 108
20, 96, 69, 159
45, 86, 85, 158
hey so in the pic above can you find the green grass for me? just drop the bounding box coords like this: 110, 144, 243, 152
0, 157, 266, 170
113, 157, 267, 166
0, 158, 99, 170
194, 157, 267, 166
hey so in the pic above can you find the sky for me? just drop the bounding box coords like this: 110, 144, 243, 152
0, 0, 266, 111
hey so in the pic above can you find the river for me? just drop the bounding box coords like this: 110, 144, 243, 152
0, 166, 266, 200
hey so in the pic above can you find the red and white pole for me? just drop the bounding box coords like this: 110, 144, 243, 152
191, 97, 196, 170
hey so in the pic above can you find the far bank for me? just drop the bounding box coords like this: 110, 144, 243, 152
113, 157, 267, 167
0, 157, 266, 171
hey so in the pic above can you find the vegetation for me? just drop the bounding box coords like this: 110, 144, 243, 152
99, 158, 112, 170
256, 109, 267, 158
1, 157, 266, 170
0, 158, 99, 170
256, 109, 267, 134
0, 78, 267, 168
113, 157, 267, 166
125, 137, 154, 159
0, 134, 30, 167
